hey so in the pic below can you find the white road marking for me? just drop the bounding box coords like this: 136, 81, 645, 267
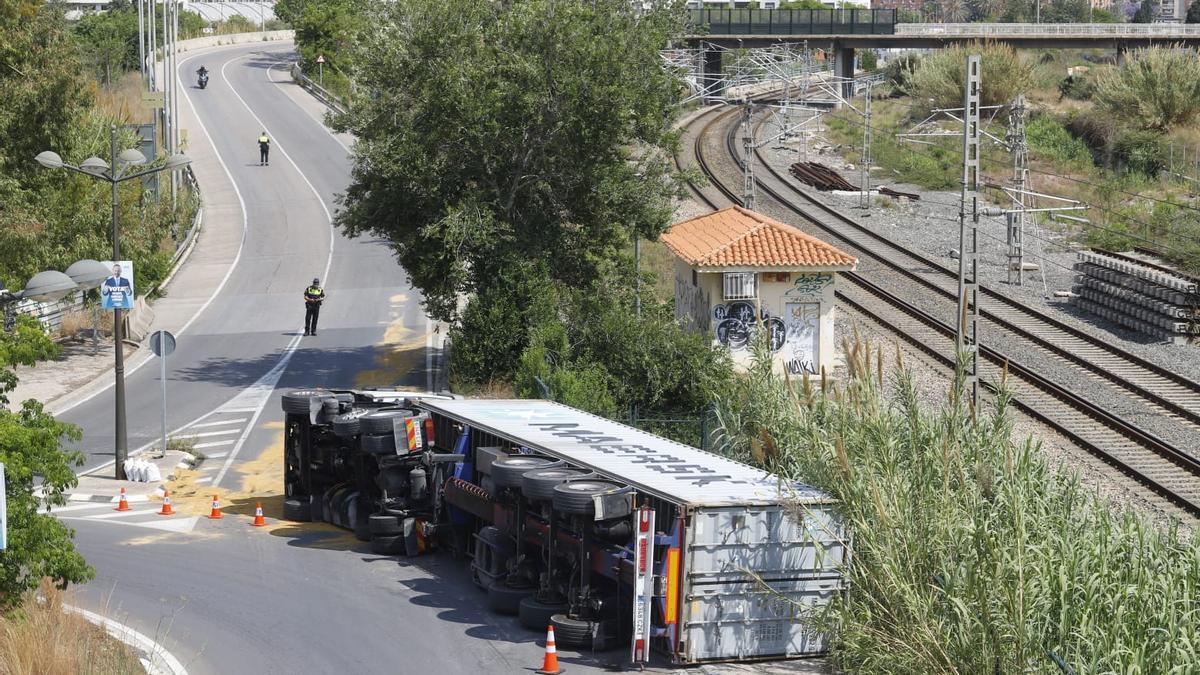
58, 515, 199, 534
204, 451, 229, 459
187, 418, 249, 428
194, 477, 213, 484
193, 440, 235, 449
69, 493, 94, 502
42, 502, 120, 515
88, 509, 158, 520
178, 429, 241, 439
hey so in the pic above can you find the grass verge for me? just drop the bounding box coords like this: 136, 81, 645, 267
0, 580, 143, 675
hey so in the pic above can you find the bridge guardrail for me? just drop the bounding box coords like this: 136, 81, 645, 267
291, 63, 348, 115
896, 22, 1200, 37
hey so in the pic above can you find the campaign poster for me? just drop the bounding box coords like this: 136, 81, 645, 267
100, 260, 134, 310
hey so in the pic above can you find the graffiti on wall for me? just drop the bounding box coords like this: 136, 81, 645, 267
783, 302, 820, 374
675, 274, 711, 332
713, 301, 785, 352
785, 273, 833, 300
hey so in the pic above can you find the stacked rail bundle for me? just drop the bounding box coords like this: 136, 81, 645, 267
1072, 249, 1200, 343
789, 162, 857, 191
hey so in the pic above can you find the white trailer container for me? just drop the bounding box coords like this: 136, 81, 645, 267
416, 399, 850, 664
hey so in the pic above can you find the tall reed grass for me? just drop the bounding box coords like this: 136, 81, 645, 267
715, 338, 1200, 673
0, 580, 142, 675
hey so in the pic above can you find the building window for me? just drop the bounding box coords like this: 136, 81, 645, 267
722, 272, 756, 300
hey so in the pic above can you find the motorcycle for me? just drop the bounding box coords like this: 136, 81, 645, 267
198, 72, 208, 89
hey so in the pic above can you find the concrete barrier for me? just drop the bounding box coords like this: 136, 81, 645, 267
172, 29, 294, 54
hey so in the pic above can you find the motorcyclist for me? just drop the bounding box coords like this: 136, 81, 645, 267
197, 65, 209, 89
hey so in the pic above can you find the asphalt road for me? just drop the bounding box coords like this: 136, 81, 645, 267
62, 42, 662, 674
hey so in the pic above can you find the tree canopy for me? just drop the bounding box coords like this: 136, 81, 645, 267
332, 0, 688, 322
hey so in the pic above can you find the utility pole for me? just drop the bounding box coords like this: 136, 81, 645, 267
957, 55, 981, 411
741, 100, 756, 210
138, 0, 146, 81
1006, 95, 1028, 286
859, 81, 873, 213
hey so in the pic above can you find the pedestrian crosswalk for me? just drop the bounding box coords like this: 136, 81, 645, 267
44, 494, 199, 534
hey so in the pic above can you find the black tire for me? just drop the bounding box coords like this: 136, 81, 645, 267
361, 433, 397, 455
518, 596, 570, 631
552, 479, 624, 516
359, 409, 413, 435
487, 582, 535, 615
324, 485, 348, 524
549, 614, 593, 647
281, 389, 334, 414
371, 534, 405, 555
309, 494, 324, 522
491, 456, 559, 490
521, 468, 593, 502
369, 514, 402, 536
282, 497, 310, 522
331, 408, 372, 439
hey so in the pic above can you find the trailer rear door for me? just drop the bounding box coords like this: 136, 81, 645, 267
680, 504, 848, 662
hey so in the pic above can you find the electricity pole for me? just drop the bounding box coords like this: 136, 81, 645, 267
859, 81, 873, 213
1006, 95, 1028, 286
741, 101, 756, 210
957, 55, 981, 411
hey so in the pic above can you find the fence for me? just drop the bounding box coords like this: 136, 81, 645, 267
291, 62, 348, 115
688, 9, 898, 36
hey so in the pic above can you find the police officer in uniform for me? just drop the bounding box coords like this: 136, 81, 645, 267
304, 278, 325, 336
258, 131, 270, 166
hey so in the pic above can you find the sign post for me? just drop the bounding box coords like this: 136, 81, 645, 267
149, 330, 177, 458
316, 54, 325, 87
630, 505, 655, 667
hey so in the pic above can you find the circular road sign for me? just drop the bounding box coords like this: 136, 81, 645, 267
149, 330, 176, 357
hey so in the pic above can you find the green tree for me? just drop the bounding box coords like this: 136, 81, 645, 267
778, 0, 827, 8
1132, 0, 1155, 22
333, 0, 688, 323
0, 317, 92, 609
1188, 0, 1200, 22
906, 42, 1032, 111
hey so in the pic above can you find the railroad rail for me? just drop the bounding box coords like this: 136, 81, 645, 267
678, 102, 1200, 520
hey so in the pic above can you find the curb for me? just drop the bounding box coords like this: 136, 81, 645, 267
64, 604, 188, 675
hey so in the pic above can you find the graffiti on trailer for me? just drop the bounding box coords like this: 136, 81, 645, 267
785, 273, 833, 299
713, 301, 785, 352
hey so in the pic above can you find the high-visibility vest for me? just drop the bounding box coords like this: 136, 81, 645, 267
258, 135, 269, 144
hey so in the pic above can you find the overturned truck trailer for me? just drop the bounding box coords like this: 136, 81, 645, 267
281, 391, 849, 664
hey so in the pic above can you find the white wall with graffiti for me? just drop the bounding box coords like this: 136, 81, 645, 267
674, 267, 839, 376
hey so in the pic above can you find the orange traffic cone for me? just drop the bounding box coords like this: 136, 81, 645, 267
207, 495, 224, 520
114, 487, 131, 512
158, 490, 175, 516
251, 502, 267, 527
536, 625, 561, 674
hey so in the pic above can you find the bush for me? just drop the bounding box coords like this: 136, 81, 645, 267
884, 53, 920, 90
1026, 115, 1093, 170
1112, 128, 1166, 176
1094, 47, 1200, 131
905, 42, 1032, 111
714, 341, 1200, 673
1057, 73, 1095, 100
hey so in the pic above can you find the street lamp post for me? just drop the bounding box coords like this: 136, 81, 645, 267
36, 127, 191, 480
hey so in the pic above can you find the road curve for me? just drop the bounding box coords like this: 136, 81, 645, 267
63, 42, 638, 675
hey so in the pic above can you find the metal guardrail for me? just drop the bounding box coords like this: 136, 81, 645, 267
291, 63, 348, 115
687, 8, 897, 36
896, 22, 1200, 37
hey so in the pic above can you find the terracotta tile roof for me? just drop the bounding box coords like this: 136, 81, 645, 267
661, 206, 857, 270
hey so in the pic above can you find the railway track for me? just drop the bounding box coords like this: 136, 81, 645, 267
679, 102, 1200, 520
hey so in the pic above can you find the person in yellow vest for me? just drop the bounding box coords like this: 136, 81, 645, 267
303, 278, 325, 336
258, 131, 270, 166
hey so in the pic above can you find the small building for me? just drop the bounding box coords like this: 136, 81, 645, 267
662, 206, 857, 377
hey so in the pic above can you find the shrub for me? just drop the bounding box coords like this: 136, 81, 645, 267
905, 42, 1032, 111
1026, 115, 1093, 170
714, 341, 1200, 673
1093, 47, 1200, 131
1057, 72, 1095, 100
1112, 128, 1166, 176
884, 53, 920, 90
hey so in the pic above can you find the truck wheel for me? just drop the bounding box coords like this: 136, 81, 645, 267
369, 514, 402, 536
371, 534, 405, 555
487, 582, 535, 615
281, 389, 334, 414
518, 596, 569, 631
521, 468, 593, 502
359, 409, 413, 435
552, 480, 624, 516
490, 456, 559, 490
282, 498, 310, 522
360, 433, 397, 455
331, 408, 371, 439
549, 614, 593, 647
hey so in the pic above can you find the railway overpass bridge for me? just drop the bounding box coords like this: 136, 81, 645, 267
684, 9, 1200, 101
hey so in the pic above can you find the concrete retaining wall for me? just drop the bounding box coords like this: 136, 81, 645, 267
173, 29, 294, 54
